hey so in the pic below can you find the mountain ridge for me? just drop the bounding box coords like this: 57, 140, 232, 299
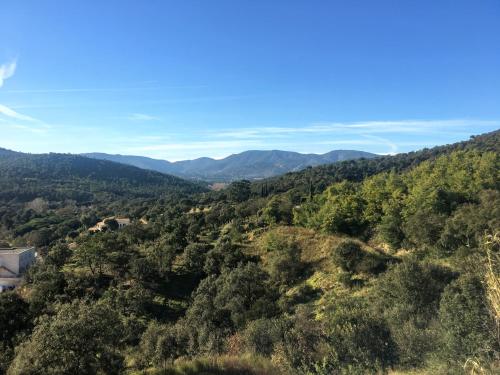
82, 149, 377, 181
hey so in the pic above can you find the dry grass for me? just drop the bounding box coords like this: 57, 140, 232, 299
484, 233, 500, 335
252, 225, 375, 267
458, 233, 500, 375
250, 226, 386, 317
136, 355, 283, 375
388, 369, 433, 375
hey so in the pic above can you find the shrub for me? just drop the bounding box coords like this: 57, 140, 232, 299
321, 297, 398, 373
331, 240, 364, 274
8, 300, 124, 375
438, 274, 497, 364
372, 259, 456, 367
203, 236, 246, 276
278, 284, 322, 312
182, 242, 209, 274
139, 321, 186, 369
241, 319, 281, 357
271, 306, 323, 372
264, 233, 305, 287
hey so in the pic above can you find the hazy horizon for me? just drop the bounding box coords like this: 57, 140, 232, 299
0, 127, 493, 162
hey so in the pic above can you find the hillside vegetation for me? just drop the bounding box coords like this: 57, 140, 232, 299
0, 151, 206, 247
0, 131, 498, 375
0, 151, 207, 200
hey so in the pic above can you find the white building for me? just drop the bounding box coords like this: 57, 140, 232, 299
0, 246, 36, 292
116, 218, 131, 229
89, 217, 131, 232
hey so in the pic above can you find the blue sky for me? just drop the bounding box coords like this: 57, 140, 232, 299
0, 0, 499, 161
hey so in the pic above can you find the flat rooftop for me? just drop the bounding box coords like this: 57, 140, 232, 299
0, 247, 35, 254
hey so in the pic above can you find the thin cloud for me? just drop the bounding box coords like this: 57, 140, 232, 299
315, 139, 385, 145
0, 60, 16, 88
127, 113, 159, 121
211, 119, 500, 139
0, 60, 42, 124
131, 140, 262, 152
313, 138, 394, 154
3, 85, 207, 94
0, 104, 38, 122
9, 124, 49, 134
361, 134, 398, 154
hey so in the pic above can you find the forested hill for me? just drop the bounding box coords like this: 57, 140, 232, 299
0, 147, 20, 157
0, 150, 207, 203
252, 130, 500, 196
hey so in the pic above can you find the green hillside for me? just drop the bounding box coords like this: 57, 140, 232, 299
252, 129, 500, 195
1, 131, 499, 375
0, 151, 207, 202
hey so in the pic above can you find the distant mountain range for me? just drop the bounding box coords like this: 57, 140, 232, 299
82, 150, 377, 181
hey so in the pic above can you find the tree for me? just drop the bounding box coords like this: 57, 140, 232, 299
101, 284, 153, 317
25, 263, 67, 314
80, 212, 98, 229
0, 292, 30, 372
228, 180, 251, 203
203, 236, 246, 276
439, 190, 500, 256
45, 243, 71, 268
26, 228, 52, 247
74, 236, 108, 276
403, 209, 446, 250
271, 306, 324, 372
263, 233, 304, 287
145, 235, 177, 276
262, 195, 293, 225
8, 300, 124, 375
242, 318, 281, 357
0, 292, 31, 346
182, 242, 209, 274
182, 275, 233, 354
139, 321, 185, 368
320, 181, 366, 235
214, 262, 276, 328
377, 205, 405, 251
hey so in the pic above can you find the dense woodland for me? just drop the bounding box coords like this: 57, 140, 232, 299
0, 131, 499, 374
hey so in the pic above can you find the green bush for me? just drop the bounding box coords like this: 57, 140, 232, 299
264, 233, 304, 287
241, 318, 281, 357
438, 274, 497, 364
372, 259, 456, 367
139, 321, 186, 369
8, 300, 124, 375
182, 242, 209, 274
331, 240, 364, 274
321, 297, 398, 373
